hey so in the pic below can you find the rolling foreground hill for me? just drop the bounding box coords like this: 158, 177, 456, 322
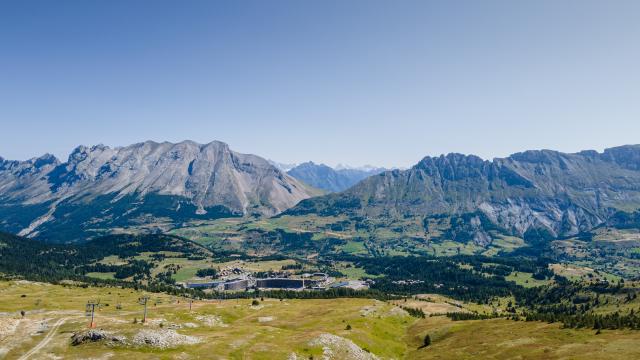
2, 278, 640, 359
0, 140, 318, 242
288, 145, 640, 242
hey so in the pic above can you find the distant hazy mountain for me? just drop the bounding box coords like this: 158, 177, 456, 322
287, 162, 388, 192
268, 160, 299, 172
334, 164, 391, 172
0, 140, 319, 242
287, 145, 640, 241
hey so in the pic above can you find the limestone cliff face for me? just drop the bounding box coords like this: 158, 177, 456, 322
288, 145, 640, 239
0, 153, 60, 203
0, 140, 316, 240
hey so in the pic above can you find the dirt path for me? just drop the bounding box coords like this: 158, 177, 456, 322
17, 317, 67, 360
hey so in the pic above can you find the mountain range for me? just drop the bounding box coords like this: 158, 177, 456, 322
0, 140, 319, 242
287, 145, 640, 243
3, 141, 640, 246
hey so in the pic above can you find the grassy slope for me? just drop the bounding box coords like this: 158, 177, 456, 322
2, 281, 640, 359
505, 272, 552, 288
0, 281, 411, 359
407, 317, 640, 360
170, 215, 532, 259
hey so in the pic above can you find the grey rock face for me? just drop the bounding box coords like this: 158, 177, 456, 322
0, 140, 315, 240
289, 145, 640, 239
0, 153, 61, 204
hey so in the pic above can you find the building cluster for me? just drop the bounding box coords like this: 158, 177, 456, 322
181, 271, 369, 292
217, 267, 244, 278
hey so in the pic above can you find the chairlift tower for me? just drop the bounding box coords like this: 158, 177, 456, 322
86, 300, 99, 328
138, 296, 150, 323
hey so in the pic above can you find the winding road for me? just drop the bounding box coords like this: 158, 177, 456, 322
18, 317, 68, 360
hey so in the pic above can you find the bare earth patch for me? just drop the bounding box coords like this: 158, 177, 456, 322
0, 315, 55, 357
194, 314, 228, 327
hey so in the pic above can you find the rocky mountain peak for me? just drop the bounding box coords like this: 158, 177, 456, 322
508, 149, 563, 164
0, 140, 318, 241
601, 145, 640, 170
33, 153, 60, 168
416, 153, 486, 168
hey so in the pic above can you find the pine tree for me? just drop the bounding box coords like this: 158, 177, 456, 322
422, 334, 431, 348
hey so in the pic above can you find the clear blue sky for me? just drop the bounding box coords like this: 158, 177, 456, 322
1, 1, 639, 168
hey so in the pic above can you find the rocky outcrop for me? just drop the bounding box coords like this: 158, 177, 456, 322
132, 329, 201, 349
71, 329, 126, 346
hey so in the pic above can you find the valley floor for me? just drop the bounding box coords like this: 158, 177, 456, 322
1, 281, 639, 359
